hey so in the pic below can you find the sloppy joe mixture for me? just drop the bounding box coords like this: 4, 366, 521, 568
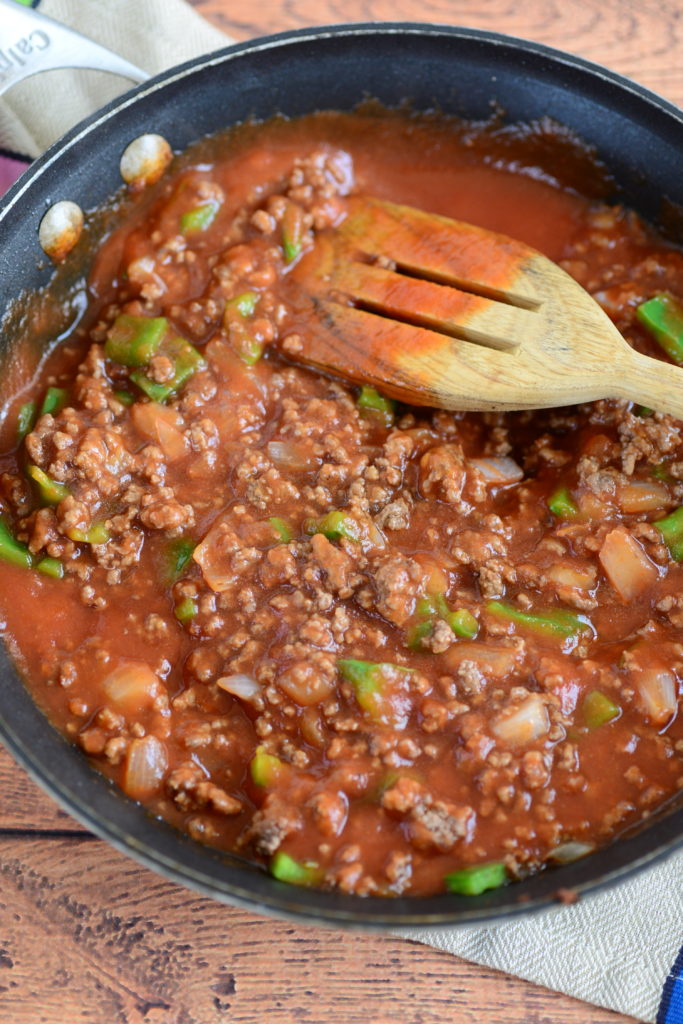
1, 111, 683, 898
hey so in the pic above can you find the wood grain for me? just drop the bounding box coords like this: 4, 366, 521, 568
0, 831, 635, 1024
1, 1, 675, 1021
193, 0, 683, 109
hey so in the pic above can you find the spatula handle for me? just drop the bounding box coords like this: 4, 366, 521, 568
0, 0, 149, 99
615, 349, 683, 419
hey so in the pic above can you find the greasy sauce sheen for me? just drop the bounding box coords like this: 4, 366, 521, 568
1, 111, 683, 898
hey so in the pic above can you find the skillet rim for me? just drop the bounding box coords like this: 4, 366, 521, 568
1, 20, 682, 929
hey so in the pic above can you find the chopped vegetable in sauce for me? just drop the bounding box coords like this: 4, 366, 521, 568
1, 110, 683, 901
444, 862, 507, 896
304, 510, 361, 543
636, 293, 683, 365
357, 385, 396, 426
582, 690, 621, 729
486, 601, 592, 642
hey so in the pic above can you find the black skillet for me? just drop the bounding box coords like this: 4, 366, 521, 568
1, 21, 683, 929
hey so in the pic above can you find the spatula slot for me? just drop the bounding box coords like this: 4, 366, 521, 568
391, 260, 542, 312
350, 294, 520, 352
329, 260, 531, 352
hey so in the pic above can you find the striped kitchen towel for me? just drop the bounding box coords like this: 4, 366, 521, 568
1, 2, 682, 1021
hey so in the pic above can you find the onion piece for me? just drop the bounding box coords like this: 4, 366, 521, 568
635, 667, 678, 726
217, 673, 262, 704
103, 661, 161, 713
469, 457, 524, 485
598, 526, 658, 601
492, 694, 550, 746
131, 402, 188, 462
618, 480, 670, 514
548, 841, 595, 864
267, 440, 317, 472
277, 662, 336, 707
547, 563, 596, 591
193, 520, 237, 592
445, 642, 521, 679
123, 736, 168, 800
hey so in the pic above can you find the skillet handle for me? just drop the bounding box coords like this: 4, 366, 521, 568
0, 0, 149, 99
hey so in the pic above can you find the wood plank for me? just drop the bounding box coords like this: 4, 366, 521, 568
0, 744, 84, 832
0, 836, 636, 1024
190, 0, 683, 109
0, 3, 672, 1022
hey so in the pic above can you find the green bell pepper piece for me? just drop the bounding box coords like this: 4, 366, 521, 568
407, 594, 478, 649
548, 485, 578, 519
250, 746, 289, 787
180, 199, 220, 235
67, 521, 110, 545
281, 201, 304, 263
163, 537, 195, 585
0, 517, 32, 569
105, 314, 168, 367
16, 401, 36, 441
174, 596, 198, 622
357, 385, 396, 427
652, 463, 671, 482
113, 390, 135, 407
337, 658, 412, 721
270, 851, 324, 887
36, 556, 64, 579
655, 505, 683, 561
582, 689, 621, 729
487, 600, 592, 641
225, 292, 263, 364
444, 862, 507, 896
26, 464, 70, 506
39, 387, 68, 418
430, 594, 478, 639
130, 334, 206, 401
406, 618, 434, 651
226, 291, 259, 319
304, 510, 361, 544
636, 293, 683, 365
227, 321, 264, 366
268, 517, 292, 543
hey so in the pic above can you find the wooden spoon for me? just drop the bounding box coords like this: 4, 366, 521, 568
283, 196, 683, 416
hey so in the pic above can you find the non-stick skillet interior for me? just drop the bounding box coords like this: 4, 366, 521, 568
1, 23, 683, 927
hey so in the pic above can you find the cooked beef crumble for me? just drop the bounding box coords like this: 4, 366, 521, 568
1, 111, 683, 897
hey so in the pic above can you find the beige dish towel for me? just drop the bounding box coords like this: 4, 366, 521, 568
1, 3, 682, 1022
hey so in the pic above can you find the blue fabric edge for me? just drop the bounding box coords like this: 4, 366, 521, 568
658, 945, 683, 1023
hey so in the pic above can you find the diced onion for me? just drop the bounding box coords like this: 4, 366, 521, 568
469, 457, 524, 485
103, 661, 160, 713
548, 841, 595, 864
155, 416, 189, 462
445, 642, 520, 679
131, 402, 188, 462
492, 694, 550, 745
598, 526, 658, 601
193, 520, 237, 592
123, 736, 168, 800
618, 480, 670, 514
267, 440, 316, 472
635, 667, 678, 726
217, 673, 262, 704
547, 563, 596, 591
277, 662, 336, 707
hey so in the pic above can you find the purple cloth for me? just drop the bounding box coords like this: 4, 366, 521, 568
0, 153, 29, 195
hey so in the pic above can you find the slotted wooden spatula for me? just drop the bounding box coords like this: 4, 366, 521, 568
284, 196, 683, 416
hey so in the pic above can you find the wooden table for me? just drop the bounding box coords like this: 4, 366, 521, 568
3, 0, 681, 1021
